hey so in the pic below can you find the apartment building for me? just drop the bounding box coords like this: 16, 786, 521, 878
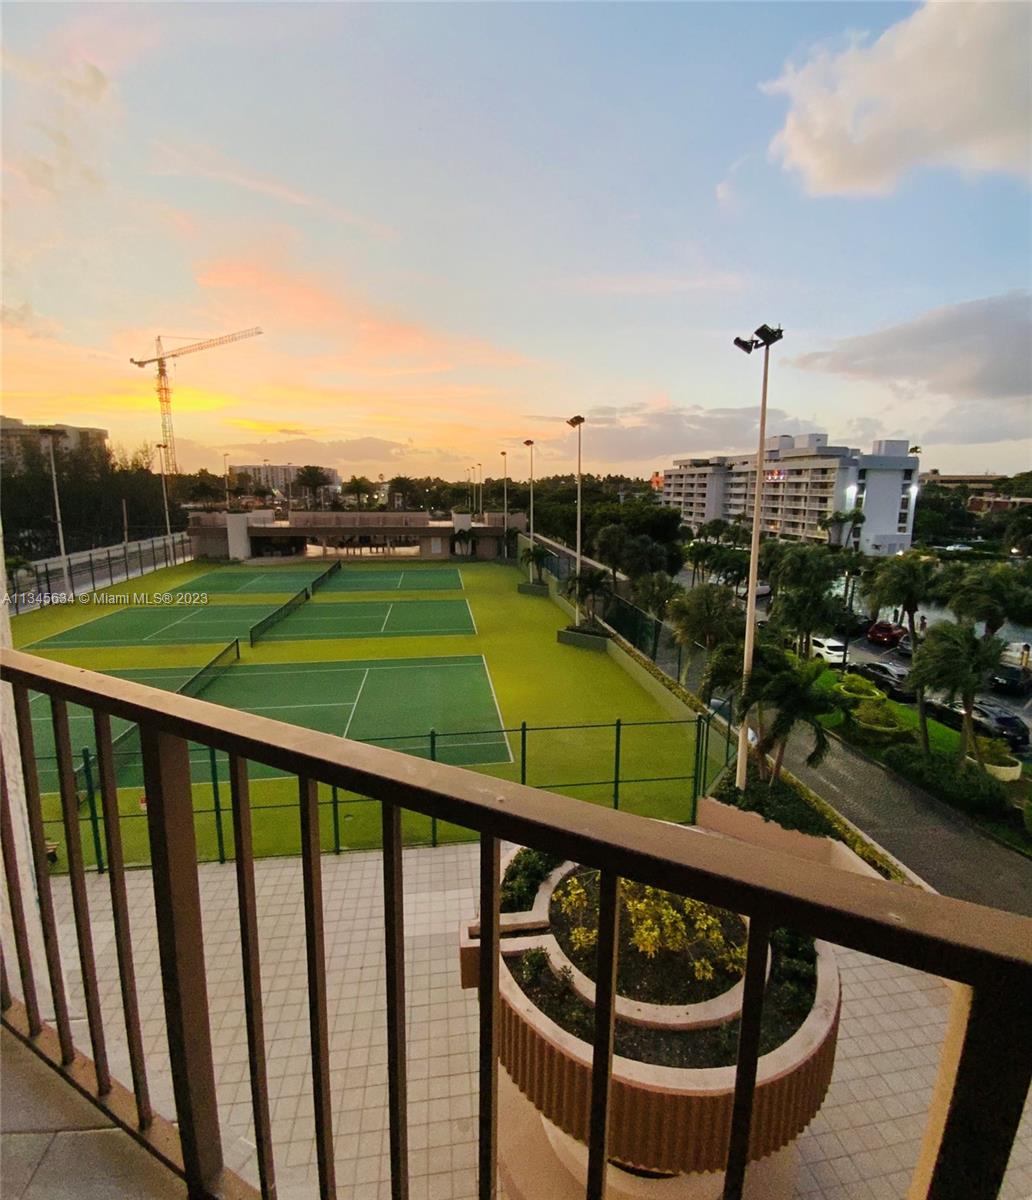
0, 417, 108, 468
231, 463, 342, 491
662, 433, 919, 555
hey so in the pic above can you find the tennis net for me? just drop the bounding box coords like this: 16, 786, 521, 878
309, 559, 342, 593
180, 637, 241, 700
249, 586, 310, 646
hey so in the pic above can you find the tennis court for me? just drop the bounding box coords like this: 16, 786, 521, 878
264, 598, 476, 640
321, 567, 463, 592
34, 655, 510, 792
172, 567, 325, 594
31, 603, 279, 648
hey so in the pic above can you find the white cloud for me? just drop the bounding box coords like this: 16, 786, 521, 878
788, 291, 1031, 402
764, 2, 1032, 195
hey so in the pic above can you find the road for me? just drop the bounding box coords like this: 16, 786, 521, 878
783, 731, 1032, 917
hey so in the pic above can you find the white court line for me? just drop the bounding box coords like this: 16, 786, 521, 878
396, 573, 403, 589
342, 668, 370, 739
205, 659, 483, 678
457, 568, 465, 591
380, 603, 394, 632
24, 603, 121, 649
240, 702, 357, 712
479, 653, 514, 763
140, 607, 206, 642
464, 599, 478, 635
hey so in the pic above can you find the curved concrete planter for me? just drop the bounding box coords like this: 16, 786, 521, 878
463, 852, 841, 1179
965, 755, 1023, 782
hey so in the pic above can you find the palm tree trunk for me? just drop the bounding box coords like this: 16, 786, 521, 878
906, 609, 931, 756
769, 739, 787, 784
959, 709, 973, 766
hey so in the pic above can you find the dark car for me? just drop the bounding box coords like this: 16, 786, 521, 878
857, 661, 916, 702
867, 620, 907, 647
989, 664, 1032, 698
926, 698, 1030, 752
895, 633, 916, 658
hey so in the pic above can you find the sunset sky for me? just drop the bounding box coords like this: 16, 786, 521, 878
3, 2, 1029, 480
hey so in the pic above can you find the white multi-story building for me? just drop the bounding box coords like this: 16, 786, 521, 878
661, 433, 919, 556
231, 463, 342, 491
0, 417, 109, 468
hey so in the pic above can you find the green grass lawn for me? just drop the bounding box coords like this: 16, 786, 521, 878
15, 559, 705, 868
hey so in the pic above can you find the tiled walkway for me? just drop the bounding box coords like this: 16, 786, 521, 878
14, 845, 1029, 1199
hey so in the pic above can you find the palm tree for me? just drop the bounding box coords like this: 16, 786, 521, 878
844, 506, 866, 550
743, 656, 839, 784
632, 571, 682, 619
563, 567, 610, 625
667, 583, 743, 652
686, 540, 714, 586
818, 510, 849, 548
594, 524, 629, 591
865, 551, 938, 754
520, 544, 549, 584
908, 621, 1005, 766
948, 563, 1032, 642
622, 534, 667, 581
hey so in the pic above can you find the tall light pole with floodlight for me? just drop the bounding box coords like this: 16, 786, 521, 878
501, 451, 508, 556
287, 462, 294, 515
43, 430, 72, 594
155, 443, 173, 537
524, 439, 535, 576
476, 462, 482, 518
222, 452, 230, 508
732, 324, 784, 790
567, 415, 585, 620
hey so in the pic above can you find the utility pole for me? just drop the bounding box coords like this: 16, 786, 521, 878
155, 443, 173, 537
524, 440, 535, 578
44, 432, 72, 595
501, 450, 508, 557
567, 416, 585, 621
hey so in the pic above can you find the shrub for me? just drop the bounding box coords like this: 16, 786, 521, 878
851, 699, 914, 747
1024, 797, 1032, 838
500, 848, 564, 912
881, 745, 1008, 817
834, 674, 885, 707
974, 737, 1017, 768
715, 772, 837, 840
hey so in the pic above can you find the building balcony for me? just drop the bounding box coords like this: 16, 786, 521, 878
1, 649, 1030, 1200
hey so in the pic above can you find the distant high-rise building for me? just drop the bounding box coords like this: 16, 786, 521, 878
231, 463, 341, 491
0, 417, 109, 469
661, 433, 919, 556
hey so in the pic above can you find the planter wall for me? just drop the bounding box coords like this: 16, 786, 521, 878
965, 755, 1023, 782
556, 628, 609, 651
518, 581, 550, 597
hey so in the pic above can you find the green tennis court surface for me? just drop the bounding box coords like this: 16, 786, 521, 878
173, 567, 325, 594
31, 604, 278, 648
321, 567, 463, 592
32, 655, 509, 792
263, 598, 475, 640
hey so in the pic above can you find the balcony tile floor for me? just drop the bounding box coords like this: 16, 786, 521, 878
7, 842, 1029, 1199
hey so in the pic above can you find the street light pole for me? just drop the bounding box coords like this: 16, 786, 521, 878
155, 443, 173, 537
477, 462, 482, 518
567, 415, 585, 621
44, 431, 72, 594
222, 452, 230, 508
501, 450, 508, 557
732, 324, 784, 790
524, 439, 535, 578
287, 463, 293, 515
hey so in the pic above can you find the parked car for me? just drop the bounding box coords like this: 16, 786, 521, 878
925, 698, 1030, 752
856, 661, 916, 702
707, 697, 759, 746
989, 664, 1032, 698
867, 620, 907, 647
810, 635, 848, 667
895, 633, 916, 658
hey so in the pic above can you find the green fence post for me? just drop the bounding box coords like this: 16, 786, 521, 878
81, 749, 105, 873
332, 785, 341, 853
690, 717, 702, 824
88, 553, 97, 593
429, 730, 438, 847
520, 721, 527, 786
209, 746, 226, 864
612, 719, 622, 810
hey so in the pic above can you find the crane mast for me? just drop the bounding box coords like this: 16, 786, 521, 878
131, 326, 263, 478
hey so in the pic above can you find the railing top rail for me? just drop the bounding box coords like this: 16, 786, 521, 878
4, 647, 1030, 990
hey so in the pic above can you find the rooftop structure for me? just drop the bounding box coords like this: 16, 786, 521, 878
661, 433, 920, 555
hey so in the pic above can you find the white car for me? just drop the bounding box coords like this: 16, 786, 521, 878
707, 697, 759, 746
809, 635, 848, 667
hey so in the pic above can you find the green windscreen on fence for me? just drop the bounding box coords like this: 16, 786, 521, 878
248, 586, 311, 646
309, 559, 342, 594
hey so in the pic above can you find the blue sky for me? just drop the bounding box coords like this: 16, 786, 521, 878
3, 1, 1029, 478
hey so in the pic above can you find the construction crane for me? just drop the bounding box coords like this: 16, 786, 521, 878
131, 327, 263, 476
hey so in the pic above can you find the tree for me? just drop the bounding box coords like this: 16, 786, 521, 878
667, 584, 743, 652
698, 518, 729, 544
563, 567, 610, 624
818, 510, 849, 548
520, 544, 550, 584
948, 563, 1032, 642
295, 466, 332, 507
622, 534, 668, 581
844, 506, 866, 550
744, 657, 839, 783
346, 475, 374, 510
594, 524, 629, 591
768, 546, 841, 656
685, 540, 714, 587
632, 571, 682, 619
909, 622, 1005, 766
865, 551, 939, 754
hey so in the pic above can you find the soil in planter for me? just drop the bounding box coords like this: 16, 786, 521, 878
501, 849, 564, 913
511, 928, 817, 1069
550, 868, 746, 1005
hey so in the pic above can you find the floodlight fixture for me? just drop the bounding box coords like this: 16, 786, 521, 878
733, 337, 754, 355
567, 414, 585, 428
754, 324, 784, 347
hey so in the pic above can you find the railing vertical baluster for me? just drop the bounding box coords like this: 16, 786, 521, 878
478, 834, 500, 1200
429, 730, 438, 847
209, 747, 225, 864
1, 949, 12, 1010
612, 718, 622, 810
51, 698, 110, 1093
585, 869, 619, 1200
382, 801, 409, 1199
12, 685, 73, 1061
228, 753, 276, 1200
298, 774, 337, 1199
0, 760, 41, 1033
139, 724, 224, 1191
520, 721, 527, 785
927, 976, 1032, 1200
93, 711, 152, 1128
722, 915, 772, 1200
